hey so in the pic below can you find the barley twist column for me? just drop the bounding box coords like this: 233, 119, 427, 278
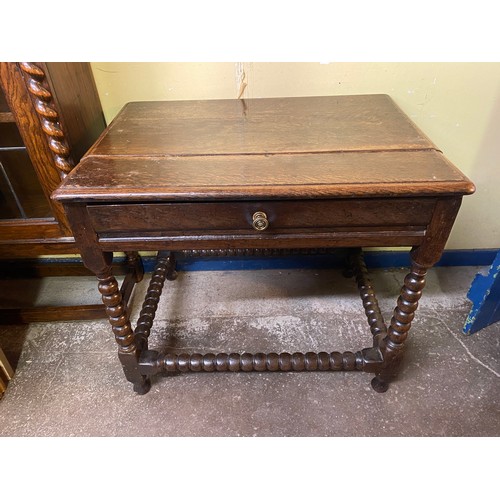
18, 62, 73, 177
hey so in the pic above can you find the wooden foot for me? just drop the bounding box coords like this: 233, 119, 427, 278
371, 375, 389, 393
133, 377, 151, 395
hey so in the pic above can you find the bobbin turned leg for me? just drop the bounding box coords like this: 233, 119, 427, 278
349, 249, 387, 347
371, 259, 427, 393
63, 204, 150, 394
342, 248, 357, 278
135, 251, 175, 350
117, 252, 145, 307
101, 252, 148, 393
370, 197, 462, 392
125, 251, 144, 283
165, 251, 178, 281
97, 269, 151, 394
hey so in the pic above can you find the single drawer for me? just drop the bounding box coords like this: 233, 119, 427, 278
87, 198, 436, 236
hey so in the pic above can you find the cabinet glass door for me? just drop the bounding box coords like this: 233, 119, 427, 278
0, 88, 52, 219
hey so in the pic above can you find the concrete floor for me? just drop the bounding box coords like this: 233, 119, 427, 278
0, 265, 499, 436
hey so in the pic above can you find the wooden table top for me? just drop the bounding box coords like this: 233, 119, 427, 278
53, 95, 475, 202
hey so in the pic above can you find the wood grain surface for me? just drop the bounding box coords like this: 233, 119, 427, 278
54, 95, 474, 202
86, 95, 437, 156
87, 198, 436, 233
55, 150, 474, 201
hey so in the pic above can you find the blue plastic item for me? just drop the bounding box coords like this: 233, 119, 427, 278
464, 249, 500, 335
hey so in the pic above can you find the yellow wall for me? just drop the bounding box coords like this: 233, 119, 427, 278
91, 62, 500, 250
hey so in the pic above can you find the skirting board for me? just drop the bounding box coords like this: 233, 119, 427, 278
2, 249, 497, 276
144, 249, 498, 273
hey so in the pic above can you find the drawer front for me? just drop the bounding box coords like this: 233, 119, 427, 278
87, 198, 436, 236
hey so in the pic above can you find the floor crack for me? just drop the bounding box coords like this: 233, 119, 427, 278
429, 310, 500, 378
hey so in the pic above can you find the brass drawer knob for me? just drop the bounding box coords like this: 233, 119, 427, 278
252, 211, 269, 231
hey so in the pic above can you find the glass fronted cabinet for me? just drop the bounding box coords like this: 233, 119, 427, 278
0, 62, 106, 258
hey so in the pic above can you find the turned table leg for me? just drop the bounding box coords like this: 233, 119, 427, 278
135, 251, 176, 350
370, 197, 462, 392
63, 204, 151, 394
97, 269, 151, 394
371, 259, 428, 393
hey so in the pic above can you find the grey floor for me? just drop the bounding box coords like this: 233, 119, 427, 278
0, 265, 499, 436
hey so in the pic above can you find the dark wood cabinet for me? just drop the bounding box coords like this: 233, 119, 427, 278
0, 62, 106, 258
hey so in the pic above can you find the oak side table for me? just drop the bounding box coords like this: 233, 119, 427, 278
53, 95, 475, 395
